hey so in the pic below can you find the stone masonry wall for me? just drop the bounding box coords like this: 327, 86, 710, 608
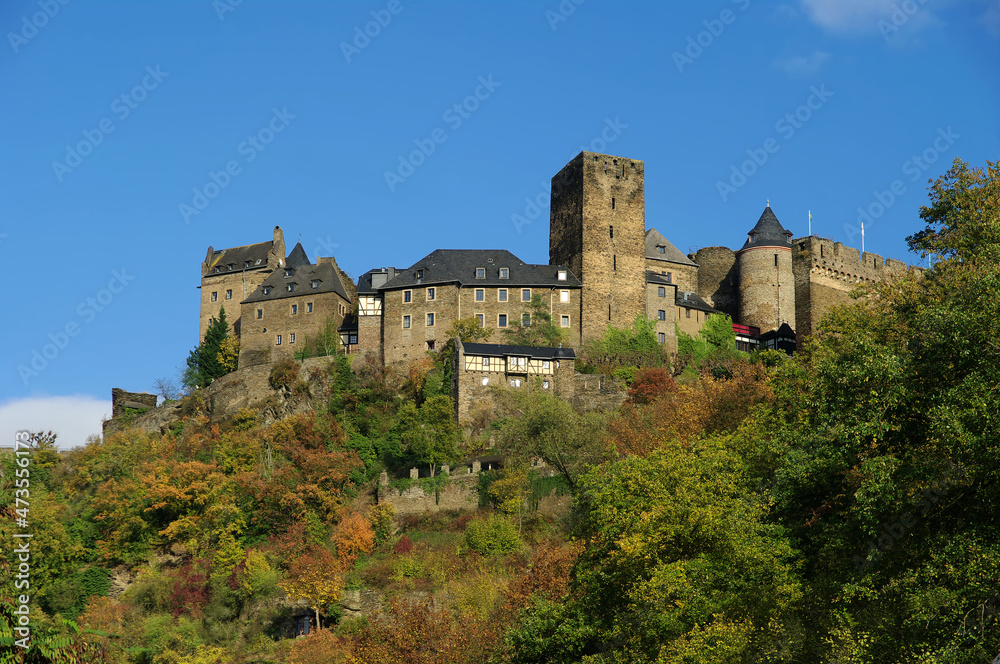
693, 247, 738, 319
378, 469, 479, 515
551, 152, 646, 344
111, 388, 158, 419
737, 246, 795, 333
238, 290, 350, 368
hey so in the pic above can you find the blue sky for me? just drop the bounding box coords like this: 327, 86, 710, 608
2, 0, 998, 448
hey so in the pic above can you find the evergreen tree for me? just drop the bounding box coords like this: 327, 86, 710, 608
183, 307, 233, 389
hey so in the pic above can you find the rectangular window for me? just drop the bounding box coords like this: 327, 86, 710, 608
658, 309, 665, 321
666, 272, 672, 283
403, 315, 411, 328
417, 269, 424, 278
211, 291, 218, 302
498, 289, 508, 302
256, 309, 263, 319
521, 288, 531, 302
276, 335, 282, 346
542, 380, 550, 389
522, 313, 530, 326
657, 245, 665, 254
311, 280, 320, 289
226, 289, 232, 300
560, 290, 570, 303
483, 357, 490, 369
263, 286, 271, 295
658, 286, 665, 297
404, 290, 412, 303
686, 309, 691, 318
557, 269, 567, 281
476, 267, 486, 279
475, 288, 484, 301
609, 224, 614, 238
427, 287, 435, 301
775, 254, 779, 266
543, 360, 550, 370
287, 284, 295, 292
658, 332, 666, 343
560, 315, 570, 328
307, 302, 313, 313
476, 313, 484, 327
427, 313, 435, 326
290, 333, 295, 343
291, 304, 298, 315
499, 267, 509, 279
510, 378, 522, 388
349, 334, 358, 344
498, 314, 507, 327
426, 340, 435, 350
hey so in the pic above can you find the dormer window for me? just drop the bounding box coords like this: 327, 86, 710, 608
476, 267, 486, 279
228, 263, 235, 270
499, 267, 509, 279
287, 283, 296, 292
262, 286, 271, 295
255, 259, 262, 265
417, 269, 424, 279
557, 270, 567, 281
657, 245, 665, 254
244, 260, 251, 268
311, 280, 320, 289
284, 269, 293, 277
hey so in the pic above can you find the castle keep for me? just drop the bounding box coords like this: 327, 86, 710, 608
198, 151, 918, 374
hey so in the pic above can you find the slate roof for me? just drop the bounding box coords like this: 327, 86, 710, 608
759, 322, 796, 339
243, 260, 351, 304
740, 206, 793, 251
380, 250, 581, 290
204, 241, 273, 275
645, 270, 675, 286
462, 342, 576, 360
357, 267, 402, 295
645, 228, 697, 266
675, 290, 719, 314
285, 242, 310, 268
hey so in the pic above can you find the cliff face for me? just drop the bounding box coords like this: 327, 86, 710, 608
102, 356, 335, 438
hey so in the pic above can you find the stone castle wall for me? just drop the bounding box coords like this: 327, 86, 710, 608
238, 290, 350, 369
738, 246, 795, 333
792, 236, 915, 340
693, 246, 738, 319
551, 152, 646, 343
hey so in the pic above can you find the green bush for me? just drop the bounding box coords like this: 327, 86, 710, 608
268, 358, 300, 390
462, 514, 520, 556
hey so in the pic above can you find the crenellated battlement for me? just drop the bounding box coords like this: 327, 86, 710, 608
792, 235, 916, 286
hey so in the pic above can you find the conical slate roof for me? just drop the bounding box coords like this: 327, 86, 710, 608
740, 206, 793, 251
285, 242, 310, 268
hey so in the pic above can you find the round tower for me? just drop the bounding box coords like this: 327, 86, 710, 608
693, 246, 737, 320
736, 205, 795, 333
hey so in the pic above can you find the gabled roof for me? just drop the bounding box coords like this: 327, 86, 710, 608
675, 290, 719, 314
357, 267, 401, 295
204, 241, 274, 276
285, 242, 310, 268
380, 249, 581, 290
740, 206, 793, 251
645, 228, 697, 266
462, 342, 576, 360
243, 261, 350, 304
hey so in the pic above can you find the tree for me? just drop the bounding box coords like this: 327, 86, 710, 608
445, 316, 493, 343
906, 157, 1000, 264
279, 546, 344, 631
153, 376, 182, 401
582, 314, 669, 375
397, 396, 460, 477
502, 294, 566, 347
183, 307, 234, 389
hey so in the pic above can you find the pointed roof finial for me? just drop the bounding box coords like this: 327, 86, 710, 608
766, 198, 770, 207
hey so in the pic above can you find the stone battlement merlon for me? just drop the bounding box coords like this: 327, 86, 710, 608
792, 236, 912, 277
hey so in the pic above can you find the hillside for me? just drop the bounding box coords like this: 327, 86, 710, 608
2, 158, 999, 664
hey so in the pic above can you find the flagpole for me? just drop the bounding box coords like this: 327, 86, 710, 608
808, 210, 812, 236
861, 220, 865, 254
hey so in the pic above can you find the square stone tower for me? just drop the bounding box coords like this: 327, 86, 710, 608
549, 152, 646, 343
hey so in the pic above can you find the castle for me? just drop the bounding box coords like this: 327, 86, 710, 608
199, 150, 917, 374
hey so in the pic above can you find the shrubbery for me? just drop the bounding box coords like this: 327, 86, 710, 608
463, 514, 520, 556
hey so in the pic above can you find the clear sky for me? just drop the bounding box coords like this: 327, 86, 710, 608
2, 0, 998, 448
